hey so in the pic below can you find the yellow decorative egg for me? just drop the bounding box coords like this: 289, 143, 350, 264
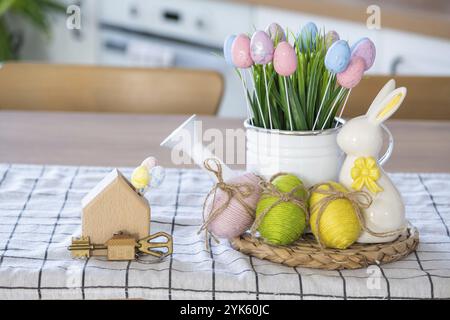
309, 181, 361, 249
131, 165, 149, 189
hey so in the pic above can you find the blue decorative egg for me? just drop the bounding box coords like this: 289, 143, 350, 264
223, 34, 236, 66
299, 22, 318, 51
150, 166, 165, 188
325, 40, 351, 74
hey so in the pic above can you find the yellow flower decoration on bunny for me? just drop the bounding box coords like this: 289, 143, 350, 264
351, 157, 383, 194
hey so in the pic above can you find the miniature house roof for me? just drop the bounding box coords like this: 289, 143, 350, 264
82, 169, 142, 208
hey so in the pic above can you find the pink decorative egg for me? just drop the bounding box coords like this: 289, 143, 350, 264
337, 56, 365, 89
231, 34, 254, 69
206, 173, 261, 239
250, 31, 274, 65
273, 41, 297, 76
351, 37, 376, 71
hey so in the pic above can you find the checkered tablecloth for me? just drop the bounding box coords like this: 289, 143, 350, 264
0, 163, 449, 300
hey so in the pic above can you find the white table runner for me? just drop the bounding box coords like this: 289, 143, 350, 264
0, 163, 449, 300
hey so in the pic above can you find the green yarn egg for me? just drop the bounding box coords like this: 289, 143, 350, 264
255, 174, 308, 245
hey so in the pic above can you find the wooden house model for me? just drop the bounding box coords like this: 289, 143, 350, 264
81, 169, 150, 256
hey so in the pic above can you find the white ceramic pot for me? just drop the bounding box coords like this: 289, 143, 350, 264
245, 119, 393, 187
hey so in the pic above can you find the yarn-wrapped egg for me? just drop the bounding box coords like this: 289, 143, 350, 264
206, 173, 261, 239
255, 174, 308, 245
231, 34, 254, 69
336, 55, 365, 89
273, 41, 297, 76
309, 182, 361, 249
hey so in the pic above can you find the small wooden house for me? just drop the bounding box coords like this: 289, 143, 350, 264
81, 169, 150, 256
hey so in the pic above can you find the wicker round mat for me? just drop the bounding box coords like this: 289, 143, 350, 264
231, 226, 419, 270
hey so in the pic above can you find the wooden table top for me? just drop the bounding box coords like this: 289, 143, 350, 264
1, 110, 449, 173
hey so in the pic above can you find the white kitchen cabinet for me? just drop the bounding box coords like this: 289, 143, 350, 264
19, 0, 98, 64
254, 5, 450, 76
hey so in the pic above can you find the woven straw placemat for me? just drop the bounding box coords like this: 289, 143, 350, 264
231, 226, 419, 270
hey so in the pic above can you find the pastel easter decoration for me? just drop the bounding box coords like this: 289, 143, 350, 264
324, 40, 351, 74
199, 158, 262, 244
336, 55, 365, 89
223, 34, 236, 66
337, 79, 408, 243
273, 41, 297, 76
299, 22, 318, 51
131, 165, 149, 191
149, 165, 165, 188
265, 22, 286, 43
250, 30, 274, 65
309, 182, 367, 249
313, 39, 350, 130
230, 33, 261, 127
141, 156, 157, 170
251, 30, 275, 129
252, 174, 308, 245
273, 41, 297, 130
231, 34, 253, 69
325, 30, 339, 48
351, 37, 376, 71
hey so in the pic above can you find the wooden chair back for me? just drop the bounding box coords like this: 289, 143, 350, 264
0, 63, 224, 115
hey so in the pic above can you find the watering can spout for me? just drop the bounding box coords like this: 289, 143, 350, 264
160, 114, 236, 181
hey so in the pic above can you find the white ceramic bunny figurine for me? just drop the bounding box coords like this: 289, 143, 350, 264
337, 79, 407, 243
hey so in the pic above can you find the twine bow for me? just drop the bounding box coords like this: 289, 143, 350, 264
309, 182, 405, 247
250, 173, 309, 237
198, 158, 258, 249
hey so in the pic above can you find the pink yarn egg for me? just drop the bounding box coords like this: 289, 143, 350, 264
337, 56, 365, 89
273, 41, 297, 76
351, 37, 376, 71
206, 173, 261, 239
231, 34, 254, 69
250, 31, 274, 65
141, 156, 157, 170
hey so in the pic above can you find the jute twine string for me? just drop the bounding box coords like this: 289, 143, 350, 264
198, 158, 259, 249
309, 182, 407, 248
250, 173, 309, 237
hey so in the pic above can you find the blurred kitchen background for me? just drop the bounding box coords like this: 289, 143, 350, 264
4, 0, 450, 117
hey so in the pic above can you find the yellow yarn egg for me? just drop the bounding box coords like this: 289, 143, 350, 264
309, 181, 361, 249
131, 165, 149, 189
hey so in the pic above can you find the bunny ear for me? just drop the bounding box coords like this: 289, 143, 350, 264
367, 87, 407, 124
366, 79, 396, 116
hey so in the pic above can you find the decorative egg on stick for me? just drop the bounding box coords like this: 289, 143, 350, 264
312, 39, 351, 130
321, 55, 366, 130
333, 37, 376, 126
226, 34, 257, 126
131, 157, 166, 195
231, 33, 266, 129
299, 22, 318, 52
325, 30, 340, 49
251, 30, 275, 129
273, 41, 298, 130
265, 22, 286, 44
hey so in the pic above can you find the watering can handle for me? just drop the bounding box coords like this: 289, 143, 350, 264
379, 123, 394, 167
137, 232, 173, 258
